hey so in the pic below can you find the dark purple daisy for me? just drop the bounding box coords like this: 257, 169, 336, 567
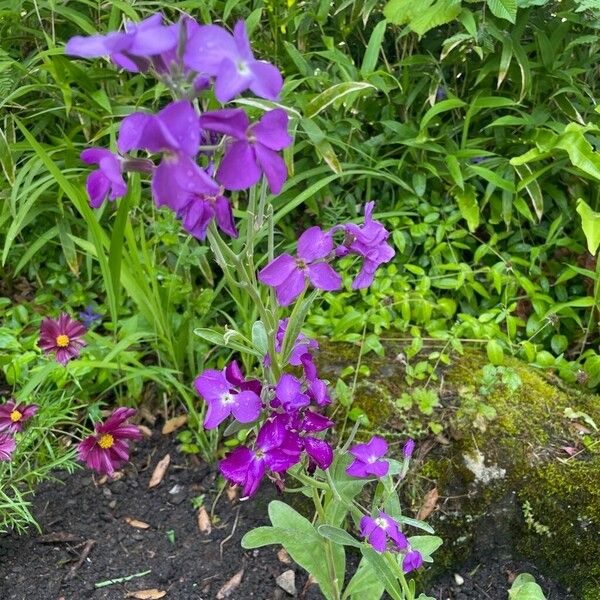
77, 408, 141, 477
0, 433, 16, 461
360, 511, 408, 553
346, 436, 389, 478
39, 313, 87, 365
0, 401, 38, 433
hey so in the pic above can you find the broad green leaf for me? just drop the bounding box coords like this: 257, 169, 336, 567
305, 82, 375, 118
407, 535, 443, 562
487, 339, 504, 365
241, 526, 291, 548
384, 0, 461, 35
487, 0, 517, 22
509, 573, 547, 599
342, 557, 385, 600
411, 0, 462, 36
576, 199, 600, 255
268, 501, 344, 600
420, 98, 466, 131
251, 320, 268, 355
361, 20, 387, 75
446, 155, 464, 189
318, 525, 363, 548
383, 0, 420, 24
454, 185, 480, 232
361, 548, 403, 600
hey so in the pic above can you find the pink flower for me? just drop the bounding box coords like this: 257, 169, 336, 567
0, 433, 16, 461
77, 408, 141, 477
39, 313, 87, 365
0, 401, 38, 433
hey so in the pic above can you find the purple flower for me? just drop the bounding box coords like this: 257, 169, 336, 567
258, 226, 342, 306
435, 87, 447, 101
79, 305, 102, 329
118, 100, 218, 211
80, 148, 127, 208
219, 418, 301, 497
66, 14, 178, 73
275, 318, 319, 365
300, 354, 331, 406
337, 202, 395, 290
403, 438, 415, 458
199, 108, 292, 194
360, 511, 408, 553
77, 408, 141, 477
470, 156, 487, 164
0, 401, 38, 433
0, 433, 16, 461
274, 374, 310, 411
195, 363, 262, 429
177, 191, 237, 240
39, 313, 87, 365
184, 20, 282, 103
275, 410, 334, 471
403, 550, 424, 573
346, 436, 389, 478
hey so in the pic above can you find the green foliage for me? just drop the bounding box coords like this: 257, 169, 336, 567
508, 573, 548, 600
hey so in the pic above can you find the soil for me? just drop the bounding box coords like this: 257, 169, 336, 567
0, 432, 573, 600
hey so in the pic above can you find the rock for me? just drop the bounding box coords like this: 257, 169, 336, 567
316, 342, 599, 597
275, 570, 296, 596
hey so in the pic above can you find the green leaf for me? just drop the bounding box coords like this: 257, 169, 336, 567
251, 321, 268, 355
361, 548, 403, 600
577, 199, 600, 255
508, 573, 547, 600
318, 525, 363, 548
454, 185, 480, 232
305, 82, 375, 118
407, 535, 443, 562
487, 0, 517, 22
268, 501, 343, 600
410, 0, 462, 35
384, 0, 461, 35
486, 339, 505, 365
342, 558, 385, 600
361, 20, 387, 75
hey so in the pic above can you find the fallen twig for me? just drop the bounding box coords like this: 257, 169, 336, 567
64, 539, 95, 581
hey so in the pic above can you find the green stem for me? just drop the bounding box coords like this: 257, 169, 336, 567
312, 487, 341, 600
384, 553, 413, 600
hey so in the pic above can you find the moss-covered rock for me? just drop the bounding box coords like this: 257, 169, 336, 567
316, 342, 600, 598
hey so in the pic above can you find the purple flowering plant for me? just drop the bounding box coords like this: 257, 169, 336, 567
66, 13, 440, 599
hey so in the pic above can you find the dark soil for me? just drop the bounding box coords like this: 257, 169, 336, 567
0, 432, 320, 600
0, 432, 573, 600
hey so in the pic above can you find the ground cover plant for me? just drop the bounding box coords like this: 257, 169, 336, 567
2, 1, 600, 598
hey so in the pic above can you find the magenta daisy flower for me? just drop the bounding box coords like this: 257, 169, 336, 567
0, 433, 16, 461
39, 313, 87, 365
0, 401, 38, 433
77, 408, 141, 477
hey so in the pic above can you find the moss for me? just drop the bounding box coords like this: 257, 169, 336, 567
518, 459, 600, 594
317, 341, 600, 596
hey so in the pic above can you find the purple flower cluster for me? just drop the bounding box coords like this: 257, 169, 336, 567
67, 15, 290, 240
195, 324, 333, 498
259, 202, 395, 305
0, 400, 38, 462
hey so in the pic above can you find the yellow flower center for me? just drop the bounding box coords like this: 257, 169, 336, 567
56, 334, 70, 348
98, 433, 114, 449
10, 410, 22, 423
